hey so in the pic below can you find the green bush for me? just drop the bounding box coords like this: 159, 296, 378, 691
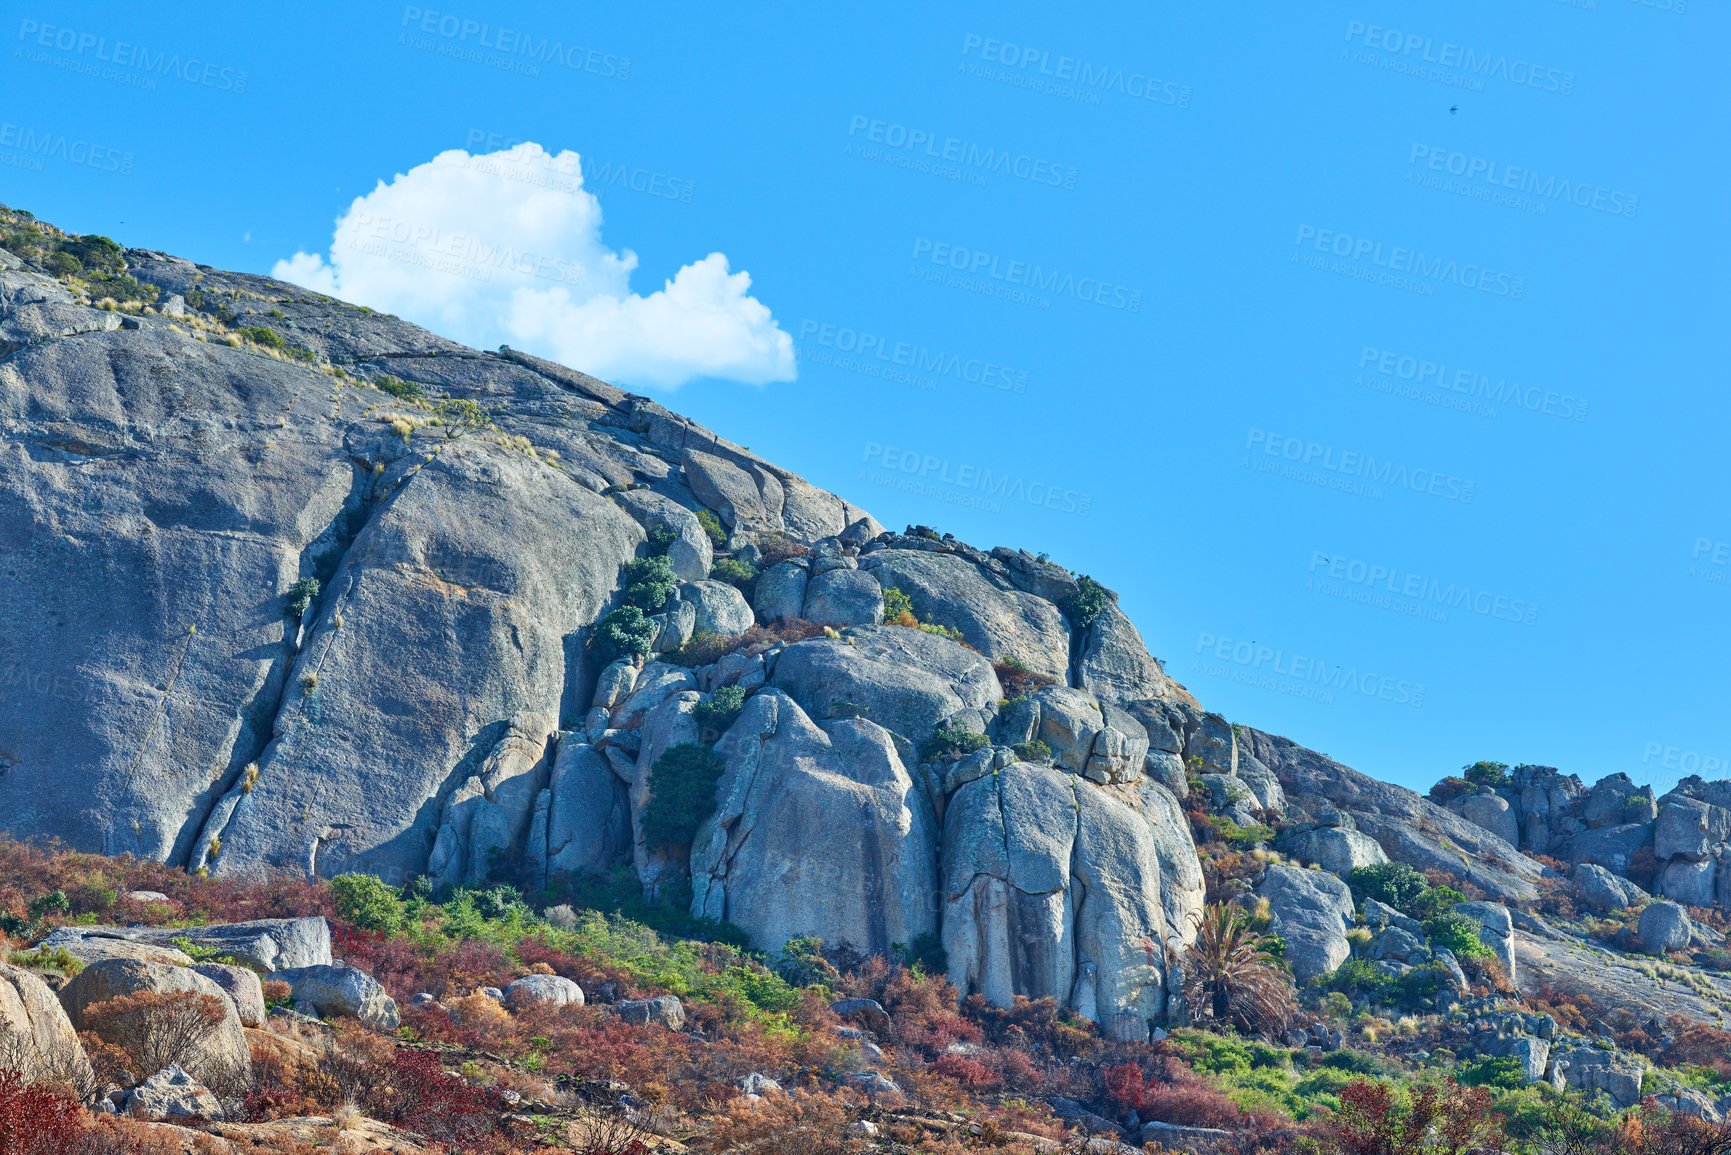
239, 325, 286, 349
1457, 1056, 1527, 1090
896, 931, 949, 976
693, 685, 746, 741
641, 743, 727, 851
709, 557, 757, 593
1408, 886, 1467, 921
646, 525, 678, 556
920, 719, 989, 763
622, 554, 677, 612
1426, 912, 1494, 960
1206, 814, 1274, 847
595, 605, 657, 661
828, 701, 870, 719
59, 233, 123, 273
46, 250, 80, 276
1058, 575, 1112, 630
695, 508, 727, 547
329, 872, 405, 934
1348, 862, 1430, 915
1463, 761, 1512, 788
882, 586, 915, 622
1011, 739, 1052, 764
285, 577, 320, 618
1321, 956, 1390, 997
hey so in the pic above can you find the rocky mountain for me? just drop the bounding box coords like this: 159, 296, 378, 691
7, 205, 1731, 1062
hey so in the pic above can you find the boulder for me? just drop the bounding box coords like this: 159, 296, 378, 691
690, 691, 940, 957
611, 489, 713, 582
1461, 792, 1520, 847
120, 1065, 222, 1121
272, 965, 400, 1029
1583, 774, 1656, 828
1550, 1043, 1643, 1108
1362, 898, 1423, 937
753, 560, 808, 622
830, 998, 891, 1035
615, 995, 685, 1029
858, 549, 1071, 682
546, 738, 632, 878
769, 627, 1001, 747
738, 1072, 782, 1096
944, 765, 1169, 1027
1255, 865, 1355, 981
35, 927, 194, 968
1139, 1121, 1235, 1153
680, 580, 754, 637
1565, 823, 1654, 876
504, 974, 584, 1009
801, 568, 883, 628
191, 964, 266, 1028
0, 962, 91, 1087
1286, 826, 1388, 876
61, 959, 249, 1089
1656, 794, 1731, 862
1368, 927, 1428, 965
1572, 862, 1649, 914
1638, 902, 1692, 955
1661, 857, 1718, 908
1478, 1034, 1551, 1084
1453, 902, 1516, 984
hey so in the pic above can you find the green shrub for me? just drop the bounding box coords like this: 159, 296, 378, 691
59, 233, 123, 273
1457, 1056, 1527, 1090
1321, 956, 1389, 997
882, 586, 915, 622
372, 377, 422, 405
285, 577, 320, 618
7, 947, 81, 975
622, 554, 677, 612
896, 931, 949, 976
595, 605, 656, 661
828, 701, 870, 719
1408, 886, 1467, 921
920, 719, 990, 763
28, 890, 69, 919
641, 743, 727, 851
693, 685, 746, 741
46, 250, 80, 276
1206, 814, 1274, 847
329, 872, 406, 934
1011, 739, 1052, 764
695, 508, 727, 547
1348, 862, 1430, 915
1058, 574, 1112, 630
646, 525, 678, 556
1463, 761, 1512, 788
239, 325, 286, 349
709, 557, 757, 593
1426, 912, 1493, 960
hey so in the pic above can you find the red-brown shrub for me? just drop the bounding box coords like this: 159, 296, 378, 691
0, 1069, 85, 1155
931, 1053, 998, 1090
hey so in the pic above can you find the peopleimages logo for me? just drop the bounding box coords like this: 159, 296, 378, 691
1245, 429, 1475, 503
1343, 20, 1575, 95
958, 34, 1191, 108
797, 319, 1028, 395
911, 238, 1142, 312
1294, 225, 1525, 299
845, 115, 1079, 189
1193, 632, 1425, 708
1407, 145, 1637, 219
16, 18, 249, 93
0, 123, 133, 174
1358, 346, 1588, 422
1307, 552, 1538, 626
861, 442, 1092, 517
398, 7, 630, 79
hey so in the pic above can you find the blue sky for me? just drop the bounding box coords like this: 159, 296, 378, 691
4, 0, 1725, 797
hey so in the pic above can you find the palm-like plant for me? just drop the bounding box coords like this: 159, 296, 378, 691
1181, 901, 1293, 1035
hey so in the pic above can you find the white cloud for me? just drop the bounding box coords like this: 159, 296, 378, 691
272, 143, 795, 389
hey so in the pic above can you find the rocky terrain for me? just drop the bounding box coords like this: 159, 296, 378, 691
7, 205, 1731, 1152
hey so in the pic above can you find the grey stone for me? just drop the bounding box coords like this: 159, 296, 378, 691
615, 995, 685, 1029
61, 959, 249, 1089
801, 567, 883, 628
830, 998, 891, 1035
0, 963, 91, 1087
858, 549, 1070, 682
691, 692, 938, 957
1462, 792, 1521, 847
680, 580, 754, 637
847, 1071, 900, 1099
1661, 856, 1718, 907
1362, 897, 1423, 936
1566, 823, 1654, 875
1368, 927, 1428, 965
1139, 1121, 1235, 1153
1076, 601, 1185, 710
547, 739, 632, 877
738, 1072, 781, 1096
43, 918, 331, 973
504, 974, 584, 1008
1256, 865, 1355, 981
611, 489, 713, 582
1551, 1042, 1643, 1108
753, 560, 808, 623
1144, 751, 1188, 799
1287, 826, 1388, 876
272, 965, 400, 1029
1638, 902, 1692, 955
683, 448, 770, 530
1656, 794, 1731, 862
1573, 862, 1649, 914
1453, 901, 1516, 984
649, 598, 698, 653
121, 1065, 222, 1121
1584, 774, 1656, 828
191, 964, 265, 1028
